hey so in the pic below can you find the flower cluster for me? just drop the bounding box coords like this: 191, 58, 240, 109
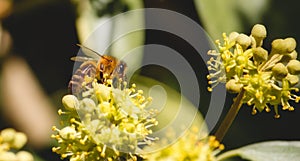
52, 79, 158, 161
207, 24, 300, 118
144, 127, 224, 161
0, 128, 33, 161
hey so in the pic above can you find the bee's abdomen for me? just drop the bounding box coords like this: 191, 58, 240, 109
68, 61, 98, 95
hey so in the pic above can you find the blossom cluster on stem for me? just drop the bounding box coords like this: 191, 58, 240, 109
207, 24, 300, 118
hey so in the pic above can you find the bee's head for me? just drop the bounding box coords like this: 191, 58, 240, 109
98, 55, 117, 75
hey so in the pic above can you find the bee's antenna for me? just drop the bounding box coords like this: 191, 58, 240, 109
76, 44, 102, 57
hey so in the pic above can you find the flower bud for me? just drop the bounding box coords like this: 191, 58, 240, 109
1, 128, 16, 143
236, 34, 251, 48
0, 152, 16, 161
284, 37, 297, 53
59, 126, 77, 140
62, 95, 79, 111
286, 74, 299, 86
253, 47, 268, 62
11, 132, 27, 149
16, 151, 34, 161
81, 98, 97, 113
226, 79, 243, 93
272, 38, 297, 54
272, 39, 285, 53
272, 63, 288, 80
287, 60, 300, 75
251, 24, 267, 47
228, 32, 239, 43
251, 24, 267, 39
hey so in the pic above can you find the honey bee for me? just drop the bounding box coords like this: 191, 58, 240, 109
69, 44, 127, 95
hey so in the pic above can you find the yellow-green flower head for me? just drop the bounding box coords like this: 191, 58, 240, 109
207, 33, 256, 91
207, 24, 300, 118
144, 127, 224, 161
52, 79, 158, 161
0, 128, 33, 161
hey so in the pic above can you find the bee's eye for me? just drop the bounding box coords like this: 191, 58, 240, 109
118, 64, 125, 73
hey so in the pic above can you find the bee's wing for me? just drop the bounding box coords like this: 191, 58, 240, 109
70, 56, 96, 62
77, 44, 102, 60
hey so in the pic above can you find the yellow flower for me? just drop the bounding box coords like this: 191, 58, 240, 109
52, 79, 158, 161
144, 127, 224, 161
207, 24, 300, 118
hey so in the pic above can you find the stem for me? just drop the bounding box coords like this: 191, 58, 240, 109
215, 88, 245, 142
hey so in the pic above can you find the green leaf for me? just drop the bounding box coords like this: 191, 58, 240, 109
194, 0, 269, 40
217, 141, 300, 161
